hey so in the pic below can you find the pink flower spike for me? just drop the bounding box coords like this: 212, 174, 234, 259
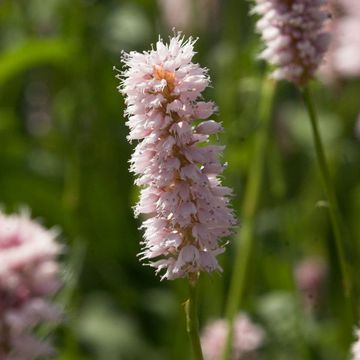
201, 313, 265, 360
0, 210, 63, 358
253, 0, 331, 86
119, 33, 236, 280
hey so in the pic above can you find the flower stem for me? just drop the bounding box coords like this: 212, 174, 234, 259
222, 78, 276, 360
185, 277, 204, 360
301, 85, 356, 320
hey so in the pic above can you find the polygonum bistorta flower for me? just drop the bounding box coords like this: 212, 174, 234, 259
201, 313, 265, 360
119, 34, 236, 280
0, 210, 63, 359
253, 0, 331, 86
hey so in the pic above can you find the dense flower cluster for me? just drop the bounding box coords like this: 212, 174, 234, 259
0, 211, 62, 359
201, 314, 265, 360
119, 34, 236, 280
253, 0, 331, 86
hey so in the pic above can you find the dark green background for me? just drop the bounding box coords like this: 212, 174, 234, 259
1, 1, 359, 359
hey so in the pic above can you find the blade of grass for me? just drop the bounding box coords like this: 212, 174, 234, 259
0, 38, 76, 86
222, 77, 276, 360
301, 85, 357, 322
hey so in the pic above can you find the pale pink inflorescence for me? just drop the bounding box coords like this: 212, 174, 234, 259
157, 0, 193, 31
351, 328, 360, 360
201, 314, 265, 360
119, 34, 236, 280
295, 257, 327, 310
157, 0, 220, 32
0, 210, 63, 359
321, 0, 360, 79
253, 0, 331, 86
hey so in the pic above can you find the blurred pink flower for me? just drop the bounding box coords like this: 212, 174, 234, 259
295, 257, 327, 309
339, 0, 360, 15
253, 0, 331, 86
201, 314, 265, 360
351, 328, 360, 360
0, 210, 63, 359
157, 0, 219, 32
320, 0, 360, 79
332, 6, 360, 77
157, 0, 193, 31
119, 34, 236, 280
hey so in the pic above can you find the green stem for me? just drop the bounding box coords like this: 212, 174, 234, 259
301, 85, 356, 320
185, 278, 204, 360
222, 78, 276, 360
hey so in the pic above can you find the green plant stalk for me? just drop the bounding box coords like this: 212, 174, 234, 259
185, 278, 204, 360
222, 78, 276, 360
301, 85, 356, 320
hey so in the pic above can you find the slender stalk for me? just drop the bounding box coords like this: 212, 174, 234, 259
222, 78, 276, 360
301, 85, 356, 320
185, 278, 204, 360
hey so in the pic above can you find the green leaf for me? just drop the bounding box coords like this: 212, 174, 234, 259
0, 38, 76, 85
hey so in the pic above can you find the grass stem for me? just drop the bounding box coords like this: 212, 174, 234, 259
301, 85, 356, 321
222, 78, 276, 360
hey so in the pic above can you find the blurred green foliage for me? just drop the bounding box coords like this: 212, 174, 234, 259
1, 0, 360, 359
